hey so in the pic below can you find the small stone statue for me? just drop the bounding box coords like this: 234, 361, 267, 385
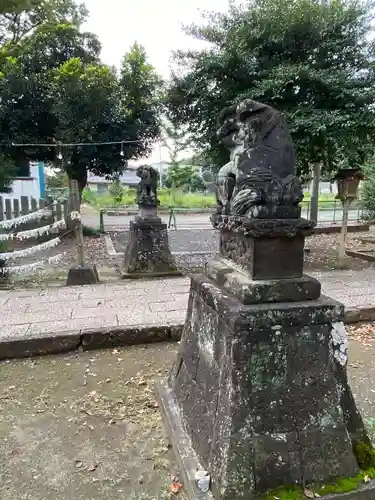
214, 99, 303, 220
136, 165, 159, 208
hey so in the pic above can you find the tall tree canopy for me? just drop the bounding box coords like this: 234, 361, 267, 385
167, 0, 375, 176
0, 1, 162, 193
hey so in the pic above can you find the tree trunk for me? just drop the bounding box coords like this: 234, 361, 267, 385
310, 162, 321, 223
66, 169, 87, 231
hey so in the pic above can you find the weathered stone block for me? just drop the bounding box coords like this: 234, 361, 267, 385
300, 427, 359, 483
220, 231, 305, 279
162, 275, 363, 499
206, 257, 321, 304
123, 218, 180, 277
252, 432, 301, 491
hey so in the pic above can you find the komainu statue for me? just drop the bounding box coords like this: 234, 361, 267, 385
214, 99, 303, 221
136, 165, 159, 207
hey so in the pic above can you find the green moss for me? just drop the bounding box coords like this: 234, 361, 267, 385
354, 443, 375, 469
263, 485, 304, 500
262, 469, 375, 499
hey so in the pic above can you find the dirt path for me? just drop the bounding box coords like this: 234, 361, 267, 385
0, 343, 184, 500
0, 338, 375, 500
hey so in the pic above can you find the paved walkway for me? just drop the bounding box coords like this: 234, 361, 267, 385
2, 269, 375, 346
0, 278, 190, 340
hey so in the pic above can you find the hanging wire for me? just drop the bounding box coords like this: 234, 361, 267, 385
0, 140, 141, 147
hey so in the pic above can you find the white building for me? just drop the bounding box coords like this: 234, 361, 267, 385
87, 167, 140, 193
1, 161, 45, 202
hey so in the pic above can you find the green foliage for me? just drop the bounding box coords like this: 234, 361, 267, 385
361, 158, 375, 219
45, 168, 68, 189
163, 164, 201, 190
0, 8, 162, 193
0, 153, 16, 192
167, 0, 375, 175
0, 0, 88, 44
108, 179, 125, 205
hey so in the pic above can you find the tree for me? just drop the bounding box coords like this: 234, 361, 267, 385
119, 42, 163, 161
166, 0, 375, 177
0, 153, 16, 192
0, 20, 162, 197
0, 0, 87, 44
108, 179, 125, 206
161, 120, 190, 168
163, 164, 196, 189
361, 158, 375, 220
163, 163, 205, 191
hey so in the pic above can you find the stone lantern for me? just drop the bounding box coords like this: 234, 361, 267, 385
334, 169, 364, 267
334, 169, 363, 202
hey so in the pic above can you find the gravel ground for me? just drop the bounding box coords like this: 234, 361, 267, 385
304, 230, 375, 272
2, 226, 375, 288
110, 228, 375, 273
110, 230, 218, 255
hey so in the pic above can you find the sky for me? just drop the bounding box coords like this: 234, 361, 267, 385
83, 0, 232, 163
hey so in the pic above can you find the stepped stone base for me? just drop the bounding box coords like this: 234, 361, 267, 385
123, 217, 180, 278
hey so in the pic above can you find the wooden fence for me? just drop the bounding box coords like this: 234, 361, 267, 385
0, 196, 68, 222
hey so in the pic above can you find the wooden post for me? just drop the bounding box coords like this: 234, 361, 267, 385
5, 199, 12, 220
31, 198, 38, 212
13, 199, 20, 218
0, 196, 4, 221
55, 201, 62, 222
20, 196, 29, 215
99, 209, 105, 233
70, 179, 85, 267
310, 162, 321, 223
63, 199, 69, 221
338, 198, 350, 268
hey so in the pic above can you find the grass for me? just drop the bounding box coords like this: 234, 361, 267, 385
83, 188, 352, 211
83, 187, 217, 209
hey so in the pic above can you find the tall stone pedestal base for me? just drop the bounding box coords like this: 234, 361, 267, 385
157, 222, 374, 499
123, 217, 180, 278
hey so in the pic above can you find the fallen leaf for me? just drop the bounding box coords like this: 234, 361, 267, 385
170, 481, 183, 494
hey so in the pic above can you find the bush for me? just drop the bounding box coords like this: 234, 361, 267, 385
361, 159, 375, 219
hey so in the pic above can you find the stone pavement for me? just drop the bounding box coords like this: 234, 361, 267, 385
1, 269, 375, 359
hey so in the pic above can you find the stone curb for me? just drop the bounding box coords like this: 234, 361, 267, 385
0, 323, 184, 361
0, 306, 373, 361
345, 306, 375, 324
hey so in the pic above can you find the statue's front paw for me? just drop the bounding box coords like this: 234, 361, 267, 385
230, 189, 261, 216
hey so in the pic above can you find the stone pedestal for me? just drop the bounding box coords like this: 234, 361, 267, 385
66, 264, 99, 286
123, 216, 180, 278
157, 218, 374, 500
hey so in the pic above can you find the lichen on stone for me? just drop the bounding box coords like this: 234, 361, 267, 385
331, 321, 348, 366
